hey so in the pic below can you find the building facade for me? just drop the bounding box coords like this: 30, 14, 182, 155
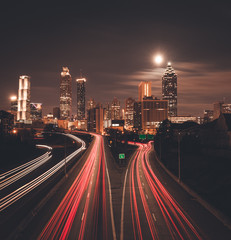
10, 96, 18, 121
162, 63, 177, 117
138, 81, 151, 101
142, 96, 168, 134
213, 101, 231, 119
87, 98, 96, 110
134, 101, 142, 131
87, 104, 104, 134
76, 77, 86, 120
204, 110, 214, 123
169, 115, 197, 124
111, 97, 120, 120
53, 107, 60, 119
125, 97, 135, 130
60, 67, 72, 119
30, 103, 42, 120
0, 110, 14, 137
17, 75, 31, 121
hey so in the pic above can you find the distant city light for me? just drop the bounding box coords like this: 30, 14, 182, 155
12, 129, 17, 134
154, 55, 163, 65
10, 96, 17, 101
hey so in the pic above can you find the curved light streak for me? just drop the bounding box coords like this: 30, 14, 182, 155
0, 134, 85, 212
122, 141, 203, 239
39, 133, 114, 240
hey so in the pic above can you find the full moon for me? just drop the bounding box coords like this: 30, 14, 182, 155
154, 55, 163, 64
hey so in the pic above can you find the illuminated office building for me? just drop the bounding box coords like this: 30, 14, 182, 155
213, 101, 231, 119
111, 97, 120, 120
125, 97, 135, 129
60, 67, 72, 119
17, 75, 31, 121
30, 103, 42, 120
162, 63, 177, 116
76, 77, 86, 120
87, 103, 104, 134
138, 81, 151, 101
142, 96, 168, 134
87, 98, 96, 110
204, 110, 214, 123
105, 102, 111, 120
134, 101, 142, 131
10, 96, 18, 120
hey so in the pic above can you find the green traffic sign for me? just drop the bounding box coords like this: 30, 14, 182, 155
119, 153, 125, 159
139, 134, 146, 140
147, 134, 154, 140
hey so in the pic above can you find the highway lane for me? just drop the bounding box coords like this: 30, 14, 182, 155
121, 142, 212, 240
0, 133, 86, 239
0, 134, 85, 212
38, 133, 116, 240
0, 145, 52, 191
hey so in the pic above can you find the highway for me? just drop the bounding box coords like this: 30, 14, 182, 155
1, 133, 231, 239
0, 133, 86, 239
38, 133, 116, 240
120, 141, 231, 240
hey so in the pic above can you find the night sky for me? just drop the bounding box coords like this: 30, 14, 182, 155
1, 2, 231, 116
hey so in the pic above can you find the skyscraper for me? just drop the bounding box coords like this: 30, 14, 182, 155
87, 103, 104, 134
133, 101, 142, 131
76, 77, 86, 120
125, 97, 135, 129
111, 97, 120, 120
138, 81, 151, 101
10, 96, 18, 121
162, 62, 177, 117
17, 75, 31, 121
60, 67, 72, 120
30, 103, 42, 120
142, 96, 168, 134
53, 107, 60, 119
104, 102, 111, 120
87, 98, 96, 110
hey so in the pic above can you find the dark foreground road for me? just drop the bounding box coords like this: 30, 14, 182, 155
1, 134, 231, 240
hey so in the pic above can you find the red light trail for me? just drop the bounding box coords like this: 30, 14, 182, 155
38, 134, 116, 240
121, 141, 203, 240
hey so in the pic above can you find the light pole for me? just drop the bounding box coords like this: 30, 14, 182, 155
159, 134, 162, 161
178, 132, 181, 182
64, 135, 67, 177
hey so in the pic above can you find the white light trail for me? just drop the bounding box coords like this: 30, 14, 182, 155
0, 145, 52, 190
0, 134, 86, 212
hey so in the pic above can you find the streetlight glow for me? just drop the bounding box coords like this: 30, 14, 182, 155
10, 96, 17, 101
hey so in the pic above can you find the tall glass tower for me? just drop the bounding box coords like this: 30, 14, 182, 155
76, 77, 86, 120
111, 97, 120, 120
162, 63, 177, 117
60, 67, 72, 119
17, 75, 31, 121
138, 81, 151, 101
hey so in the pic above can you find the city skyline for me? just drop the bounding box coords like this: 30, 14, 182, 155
1, 3, 231, 239
1, 2, 231, 117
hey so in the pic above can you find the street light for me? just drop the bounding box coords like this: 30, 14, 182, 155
64, 135, 67, 178
178, 132, 181, 182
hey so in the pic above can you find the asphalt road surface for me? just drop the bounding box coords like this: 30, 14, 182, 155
1, 133, 231, 240
120, 141, 231, 240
